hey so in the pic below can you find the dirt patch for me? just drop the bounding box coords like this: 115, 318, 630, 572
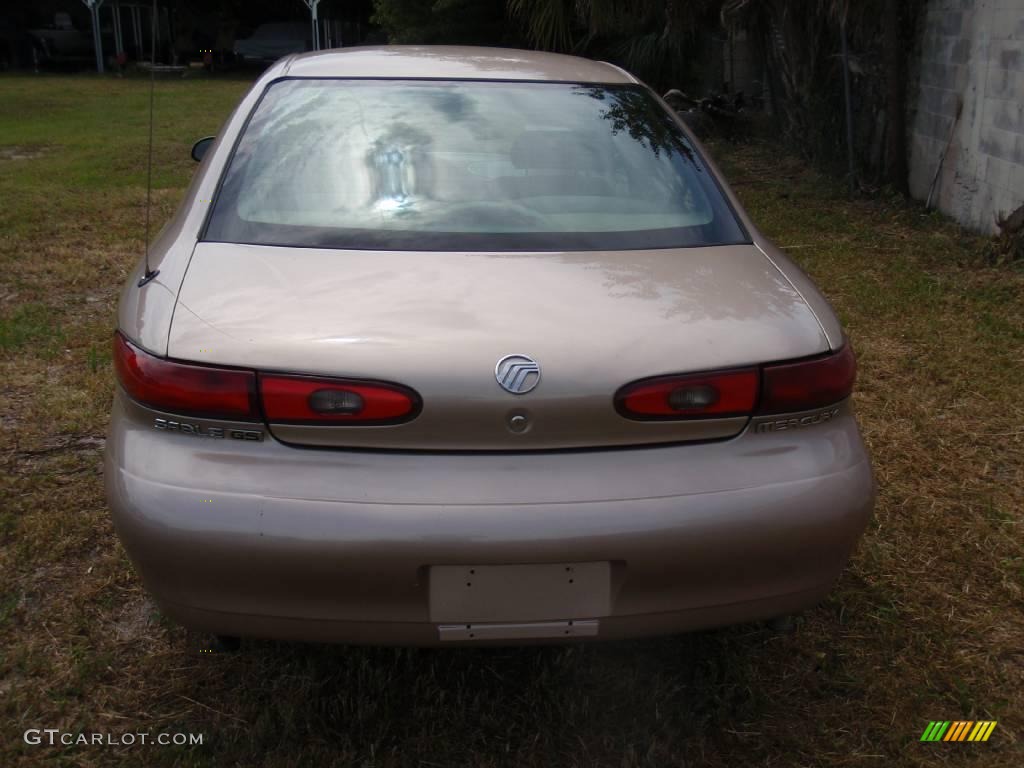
111, 598, 158, 643
0, 145, 53, 161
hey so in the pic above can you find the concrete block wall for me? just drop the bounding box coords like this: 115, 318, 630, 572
908, 0, 1024, 234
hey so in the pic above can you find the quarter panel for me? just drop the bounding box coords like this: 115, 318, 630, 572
651, 89, 844, 351
752, 236, 845, 349
117, 58, 293, 353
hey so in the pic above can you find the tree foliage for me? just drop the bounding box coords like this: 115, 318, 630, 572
507, 0, 719, 88
722, 0, 922, 188
371, 0, 513, 45
371, 1, 718, 87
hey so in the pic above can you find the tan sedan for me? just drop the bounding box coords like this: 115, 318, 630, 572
105, 46, 873, 647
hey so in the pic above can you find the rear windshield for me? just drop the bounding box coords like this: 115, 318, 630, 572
204, 79, 748, 251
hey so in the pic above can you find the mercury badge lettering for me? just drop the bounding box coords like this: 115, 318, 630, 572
153, 418, 264, 441
753, 407, 842, 433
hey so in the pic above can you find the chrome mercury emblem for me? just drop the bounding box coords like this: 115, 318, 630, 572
495, 354, 541, 394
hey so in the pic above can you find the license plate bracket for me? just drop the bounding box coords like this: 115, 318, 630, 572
429, 562, 611, 623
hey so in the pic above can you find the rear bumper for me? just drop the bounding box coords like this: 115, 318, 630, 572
106, 392, 874, 645
159, 586, 835, 645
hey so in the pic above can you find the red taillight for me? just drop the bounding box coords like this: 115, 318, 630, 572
112, 332, 257, 420
616, 369, 759, 419
759, 344, 856, 414
259, 374, 420, 425
616, 345, 856, 421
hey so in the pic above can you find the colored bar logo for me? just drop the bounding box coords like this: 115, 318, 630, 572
920, 721, 997, 742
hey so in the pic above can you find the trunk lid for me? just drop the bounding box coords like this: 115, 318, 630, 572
169, 242, 827, 449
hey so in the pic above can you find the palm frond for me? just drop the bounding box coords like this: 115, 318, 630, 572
508, 0, 577, 51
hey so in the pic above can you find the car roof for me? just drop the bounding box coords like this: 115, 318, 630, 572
281, 46, 637, 84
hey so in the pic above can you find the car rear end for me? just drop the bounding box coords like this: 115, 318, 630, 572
105, 48, 873, 645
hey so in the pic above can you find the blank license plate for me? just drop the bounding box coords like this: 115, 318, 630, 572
429, 562, 611, 623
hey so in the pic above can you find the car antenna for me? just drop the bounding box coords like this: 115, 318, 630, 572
138, 0, 160, 287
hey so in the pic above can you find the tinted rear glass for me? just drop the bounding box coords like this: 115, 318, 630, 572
204, 79, 748, 251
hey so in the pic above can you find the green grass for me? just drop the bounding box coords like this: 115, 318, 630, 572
1, 74, 1022, 767
0, 303, 62, 354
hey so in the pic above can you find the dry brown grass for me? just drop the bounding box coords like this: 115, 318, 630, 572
1, 77, 1022, 767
